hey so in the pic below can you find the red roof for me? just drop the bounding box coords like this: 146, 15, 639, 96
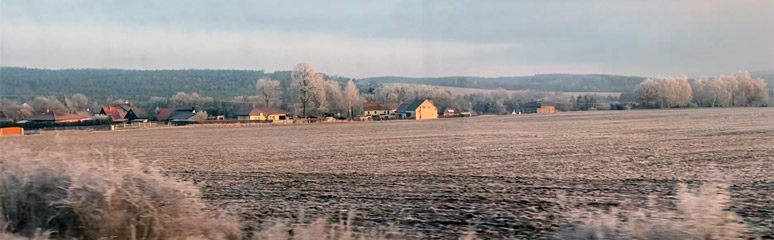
156, 108, 174, 121
363, 102, 392, 111
28, 110, 84, 122
100, 106, 125, 120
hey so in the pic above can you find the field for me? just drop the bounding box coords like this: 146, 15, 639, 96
4, 108, 774, 238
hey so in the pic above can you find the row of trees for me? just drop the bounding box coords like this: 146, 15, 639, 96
635, 71, 769, 108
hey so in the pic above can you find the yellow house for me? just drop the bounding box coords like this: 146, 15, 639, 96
237, 106, 287, 121
396, 99, 438, 120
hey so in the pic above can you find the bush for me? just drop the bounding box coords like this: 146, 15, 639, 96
0, 144, 240, 240
557, 182, 751, 239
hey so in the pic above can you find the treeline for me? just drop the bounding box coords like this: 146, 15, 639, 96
635, 71, 769, 108
361, 74, 646, 92
0, 67, 353, 105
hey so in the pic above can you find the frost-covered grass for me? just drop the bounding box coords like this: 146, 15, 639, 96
557, 181, 753, 240
3, 108, 773, 239
0, 144, 240, 240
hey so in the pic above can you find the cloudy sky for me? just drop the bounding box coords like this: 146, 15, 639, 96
1, 0, 772, 78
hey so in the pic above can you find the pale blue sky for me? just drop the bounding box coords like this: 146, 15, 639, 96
1, 0, 772, 78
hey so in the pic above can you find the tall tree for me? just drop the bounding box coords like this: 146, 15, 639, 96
344, 80, 360, 121
256, 78, 281, 107
291, 62, 323, 118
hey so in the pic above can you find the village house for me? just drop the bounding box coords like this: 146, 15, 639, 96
396, 99, 438, 120
236, 105, 287, 121
156, 108, 202, 123
520, 101, 556, 114
363, 102, 396, 120
437, 106, 461, 118
100, 103, 149, 122
27, 110, 84, 123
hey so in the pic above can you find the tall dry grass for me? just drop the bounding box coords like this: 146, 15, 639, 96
557, 181, 753, 240
0, 143, 240, 240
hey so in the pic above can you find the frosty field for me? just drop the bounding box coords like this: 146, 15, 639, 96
6, 108, 774, 238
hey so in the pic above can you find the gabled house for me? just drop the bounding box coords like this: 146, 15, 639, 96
236, 105, 287, 121
520, 101, 556, 114
363, 102, 396, 120
157, 108, 201, 123
100, 103, 149, 122
27, 110, 84, 123
396, 99, 438, 120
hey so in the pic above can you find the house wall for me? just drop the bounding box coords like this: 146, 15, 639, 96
537, 106, 556, 114
0, 127, 23, 136
415, 101, 438, 120
365, 110, 393, 116
267, 114, 286, 121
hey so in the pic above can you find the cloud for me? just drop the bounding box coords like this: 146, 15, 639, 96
0, 24, 522, 77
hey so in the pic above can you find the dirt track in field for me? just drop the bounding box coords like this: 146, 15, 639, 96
6, 108, 774, 238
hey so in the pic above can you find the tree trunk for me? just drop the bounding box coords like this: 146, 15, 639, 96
302, 102, 307, 118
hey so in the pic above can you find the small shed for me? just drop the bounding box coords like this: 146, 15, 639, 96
0, 127, 23, 136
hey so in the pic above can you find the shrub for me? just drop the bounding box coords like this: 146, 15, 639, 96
0, 144, 240, 240
557, 182, 751, 240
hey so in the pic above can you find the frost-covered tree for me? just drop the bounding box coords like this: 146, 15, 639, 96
291, 62, 325, 118
71, 94, 89, 111
324, 80, 346, 117
344, 80, 360, 120
257, 78, 281, 108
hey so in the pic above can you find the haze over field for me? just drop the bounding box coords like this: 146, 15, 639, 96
1, 0, 772, 78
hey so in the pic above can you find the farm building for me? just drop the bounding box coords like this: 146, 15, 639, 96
156, 108, 202, 123
437, 106, 461, 118
520, 101, 556, 114
237, 105, 287, 121
396, 99, 438, 120
27, 110, 84, 123
363, 102, 396, 119
100, 103, 149, 122
0, 127, 23, 136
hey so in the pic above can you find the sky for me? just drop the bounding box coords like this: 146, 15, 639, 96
1, 0, 772, 78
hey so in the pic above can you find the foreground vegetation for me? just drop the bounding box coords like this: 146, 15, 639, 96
3, 108, 772, 239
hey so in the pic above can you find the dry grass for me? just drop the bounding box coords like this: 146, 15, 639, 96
557, 181, 752, 240
0, 144, 241, 240
3, 108, 773, 238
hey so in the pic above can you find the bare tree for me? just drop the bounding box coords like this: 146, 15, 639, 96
344, 80, 360, 121
324, 80, 346, 117
30, 96, 67, 113
291, 62, 322, 118
636, 77, 692, 108
635, 79, 659, 108
71, 93, 89, 111
257, 78, 281, 108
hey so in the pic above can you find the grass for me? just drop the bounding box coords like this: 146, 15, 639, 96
0, 143, 240, 240
557, 181, 752, 240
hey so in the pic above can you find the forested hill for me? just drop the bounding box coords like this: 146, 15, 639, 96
361, 74, 647, 92
0, 67, 352, 102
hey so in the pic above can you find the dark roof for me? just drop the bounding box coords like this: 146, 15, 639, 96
168, 108, 196, 121
363, 102, 392, 111
396, 99, 427, 112
27, 110, 83, 122
522, 101, 543, 108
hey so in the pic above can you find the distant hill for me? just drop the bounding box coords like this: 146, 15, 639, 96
361, 74, 647, 92
0, 67, 352, 103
